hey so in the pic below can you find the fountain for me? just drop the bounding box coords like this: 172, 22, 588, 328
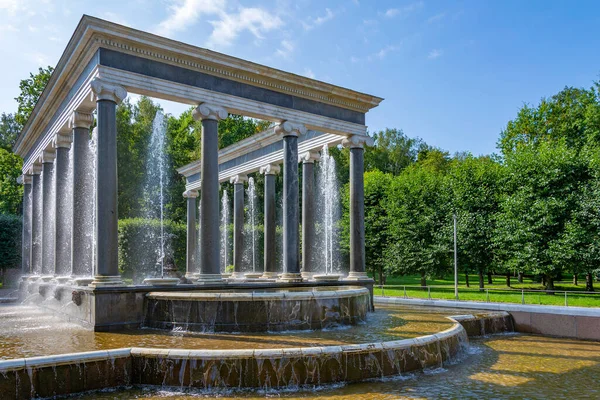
314, 145, 342, 281
244, 177, 262, 279
220, 189, 231, 278
142, 111, 179, 286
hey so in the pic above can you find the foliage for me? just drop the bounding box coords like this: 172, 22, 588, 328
365, 128, 428, 175
118, 218, 186, 284
0, 148, 23, 214
0, 214, 22, 276
0, 113, 20, 150
14, 66, 54, 128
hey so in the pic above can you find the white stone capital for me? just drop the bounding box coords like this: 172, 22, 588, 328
54, 133, 72, 149
30, 163, 42, 175
41, 148, 56, 163
274, 121, 307, 137
342, 134, 374, 149
259, 164, 281, 175
193, 103, 228, 121
70, 111, 94, 129
300, 151, 321, 164
183, 189, 199, 199
22, 174, 33, 185
90, 78, 127, 104
229, 174, 248, 185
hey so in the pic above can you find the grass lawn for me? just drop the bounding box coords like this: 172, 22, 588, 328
373, 274, 600, 308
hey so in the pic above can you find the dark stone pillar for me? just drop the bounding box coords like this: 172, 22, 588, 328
301, 151, 320, 278
54, 134, 72, 277
344, 135, 371, 280
30, 164, 42, 276
90, 79, 127, 287
71, 112, 94, 277
21, 175, 32, 275
193, 103, 228, 283
275, 121, 306, 282
260, 164, 280, 278
230, 175, 247, 279
41, 149, 56, 279
184, 190, 199, 280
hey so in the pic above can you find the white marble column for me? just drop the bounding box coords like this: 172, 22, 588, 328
89, 79, 127, 287
275, 121, 306, 283
192, 103, 228, 283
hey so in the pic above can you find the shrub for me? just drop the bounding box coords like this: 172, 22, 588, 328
0, 214, 22, 283
118, 218, 185, 284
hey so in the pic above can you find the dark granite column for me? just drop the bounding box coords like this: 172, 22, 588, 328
230, 175, 247, 279
54, 133, 72, 278
183, 190, 199, 280
192, 103, 228, 283
343, 135, 371, 280
21, 175, 32, 276
275, 121, 306, 283
41, 148, 56, 280
301, 151, 320, 278
30, 163, 42, 276
90, 79, 127, 287
260, 164, 280, 279
71, 111, 94, 278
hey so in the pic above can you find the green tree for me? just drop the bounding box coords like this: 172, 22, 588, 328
446, 155, 504, 288
0, 148, 23, 214
365, 128, 427, 175
14, 66, 54, 128
0, 113, 20, 150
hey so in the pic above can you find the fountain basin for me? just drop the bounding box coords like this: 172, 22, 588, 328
143, 278, 180, 286
313, 274, 342, 282
144, 286, 370, 332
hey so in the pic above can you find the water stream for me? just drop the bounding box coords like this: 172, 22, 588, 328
317, 145, 340, 275
220, 189, 230, 273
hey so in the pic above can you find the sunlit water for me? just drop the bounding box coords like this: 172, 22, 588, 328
80, 335, 600, 399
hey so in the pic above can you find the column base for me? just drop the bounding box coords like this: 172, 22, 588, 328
230, 271, 246, 280
261, 271, 279, 279
346, 271, 371, 281
196, 274, 224, 284
278, 273, 303, 283
41, 275, 54, 282
89, 275, 125, 288
301, 271, 314, 280
73, 277, 94, 287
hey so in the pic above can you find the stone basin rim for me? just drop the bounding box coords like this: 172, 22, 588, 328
0, 313, 481, 369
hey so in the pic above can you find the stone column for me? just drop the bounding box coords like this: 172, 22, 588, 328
21, 175, 33, 275
275, 121, 306, 283
90, 79, 127, 287
30, 163, 42, 276
343, 135, 372, 280
41, 148, 56, 279
300, 151, 320, 278
192, 103, 228, 283
230, 174, 247, 279
260, 164, 280, 279
54, 132, 72, 278
183, 190, 199, 280
71, 111, 94, 277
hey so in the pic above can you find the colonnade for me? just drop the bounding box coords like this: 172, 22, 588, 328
182, 123, 369, 282
20, 77, 368, 286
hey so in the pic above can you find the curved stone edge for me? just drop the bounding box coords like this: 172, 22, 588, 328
0, 312, 515, 397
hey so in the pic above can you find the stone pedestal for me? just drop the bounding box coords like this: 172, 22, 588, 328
193, 103, 228, 283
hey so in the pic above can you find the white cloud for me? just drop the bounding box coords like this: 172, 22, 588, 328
428, 49, 443, 59
276, 39, 294, 58
207, 7, 283, 48
0, 0, 21, 15
155, 0, 225, 37
302, 8, 335, 30
427, 13, 446, 24
372, 44, 397, 60
303, 68, 315, 79
382, 1, 423, 18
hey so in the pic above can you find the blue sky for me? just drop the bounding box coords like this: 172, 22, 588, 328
1, 0, 599, 155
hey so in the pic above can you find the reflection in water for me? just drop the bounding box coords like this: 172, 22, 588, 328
85, 335, 600, 400
0, 305, 453, 359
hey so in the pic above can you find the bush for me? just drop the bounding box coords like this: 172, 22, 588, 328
118, 218, 186, 284
0, 214, 22, 283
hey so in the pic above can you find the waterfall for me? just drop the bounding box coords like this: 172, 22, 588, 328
87, 129, 97, 277
220, 189, 229, 273
317, 145, 340, 275
246, 177, 258, 272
